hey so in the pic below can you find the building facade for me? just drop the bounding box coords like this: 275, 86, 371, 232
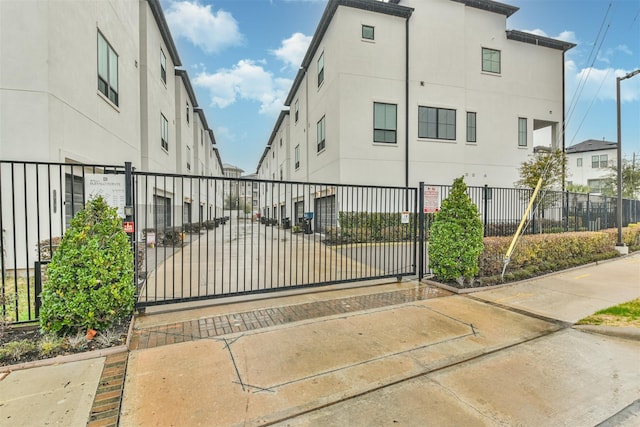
0, 0, 224, 268
258, 0, 574, 190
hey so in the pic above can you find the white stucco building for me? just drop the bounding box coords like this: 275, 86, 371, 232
257, 0, 574, 190
0, 0, 224, 269
566, 139, 618, 194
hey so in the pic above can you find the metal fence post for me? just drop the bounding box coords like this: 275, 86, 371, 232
483, 184, 489, 236
418, 182, 425, 280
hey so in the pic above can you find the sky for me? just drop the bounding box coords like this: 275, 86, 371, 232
160, 0, 640, 174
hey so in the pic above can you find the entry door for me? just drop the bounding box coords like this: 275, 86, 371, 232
154, 195, 171, 229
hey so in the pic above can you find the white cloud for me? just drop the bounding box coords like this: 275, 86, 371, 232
165, 0, 243, 54
566, 60, 640, 103
271, 32, 312, 70
193, 60, 292, 115
598, 44, 633, 64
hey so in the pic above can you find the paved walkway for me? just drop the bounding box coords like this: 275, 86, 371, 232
1, 253, 639, 426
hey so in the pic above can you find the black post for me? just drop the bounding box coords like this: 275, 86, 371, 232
418, 182, 425, 280
483, 185, 489, 236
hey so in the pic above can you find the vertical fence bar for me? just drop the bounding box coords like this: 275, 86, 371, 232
418, 182, 425, 280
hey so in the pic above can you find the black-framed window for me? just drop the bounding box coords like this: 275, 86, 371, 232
466, 112, 477, 143
161, 49, 167, 83
362, 25, 374, 40
295, 145, 300, 169
418, 106, 456, 140
318, 52, 324, 87
186, 102, 190, 124
373, 102, 397, 143
186, 145, 191, 171
482, 48, 501, 74
161, 114, 169, 151
97, 31, 118, 106
317, 116, 325, 152
294, 99, 299, 122
518, 117, 527, 147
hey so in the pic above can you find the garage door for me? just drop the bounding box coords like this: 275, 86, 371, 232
314, 195, 336, 233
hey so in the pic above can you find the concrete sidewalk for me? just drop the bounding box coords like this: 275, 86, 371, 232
1, 253, 638, 426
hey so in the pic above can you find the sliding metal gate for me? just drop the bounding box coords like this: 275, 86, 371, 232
133, 172, 418, 307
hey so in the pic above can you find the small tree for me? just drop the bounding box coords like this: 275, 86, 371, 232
429, 177, 484, 284
600, 155, 640, 199
40, 197, 135, 335
515, 148, 566, 192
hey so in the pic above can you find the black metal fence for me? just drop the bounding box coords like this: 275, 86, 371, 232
421, 184, 640, 237
2, 160, 640, 323
1, 161, 125, 324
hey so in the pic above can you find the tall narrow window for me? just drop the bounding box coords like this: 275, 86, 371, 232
317, 52, 324, 87
186, 102, 190, 124
295, 144, 300, 169
161, 114, 169, 151
160, 49, 167, 83
362, 25, 374, 40
418, 106, 456, 140
482, 48, 501, 74
466, 112, 477, 143
97, 32, 118, 105
373, 102, 397, 143
518, 118, 527, 147
317, 116, 326, 152
294, 99, 299, 123
577, 158, 583, 167
186, 145, 191, 171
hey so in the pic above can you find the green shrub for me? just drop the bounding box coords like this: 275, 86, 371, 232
429, 177, 484, 283
40, 196, 135, 335
0, 339, 37, 362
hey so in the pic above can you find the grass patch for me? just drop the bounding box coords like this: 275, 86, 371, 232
576, 298, 640, 327
2, 276, 37, 323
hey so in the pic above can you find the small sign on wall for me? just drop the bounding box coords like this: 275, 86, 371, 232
85, 174, 126, 218
123, 222, 135, 233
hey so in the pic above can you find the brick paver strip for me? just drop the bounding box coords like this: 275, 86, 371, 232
131, 285, 448, 351
86, 352, 128, 427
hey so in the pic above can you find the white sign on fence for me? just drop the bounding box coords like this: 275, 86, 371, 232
85, 174, 126, 218
423, 186, 440, 213
401, 211, 410, 224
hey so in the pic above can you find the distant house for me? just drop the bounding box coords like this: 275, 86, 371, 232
257, 0, 574, 191
565, 139, 617, 194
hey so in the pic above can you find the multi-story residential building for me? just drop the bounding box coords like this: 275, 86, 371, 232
0, 0, 224, 268
258, 0, 574, 191
566, 139, 618, 194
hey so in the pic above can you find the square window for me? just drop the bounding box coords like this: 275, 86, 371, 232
482, 47, 501, 74
97, 31, 118, 106
362, 25, 374, 40
418, 106, 456, 140
373, 102, 397, 143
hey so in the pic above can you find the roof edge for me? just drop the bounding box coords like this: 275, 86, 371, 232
148, 0, 182, 66
450, 0, 519, 18
257, 110, 290, 171
175, 69, 198, 107
506, 29, 576, 51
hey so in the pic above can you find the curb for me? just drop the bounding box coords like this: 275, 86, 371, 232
573, 325, 640, 341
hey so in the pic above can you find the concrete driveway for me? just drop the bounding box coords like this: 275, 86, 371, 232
120, 253, 640, 427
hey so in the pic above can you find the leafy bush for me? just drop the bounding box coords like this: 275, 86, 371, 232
429, 177, 484, 283
40, 196, 135, 335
